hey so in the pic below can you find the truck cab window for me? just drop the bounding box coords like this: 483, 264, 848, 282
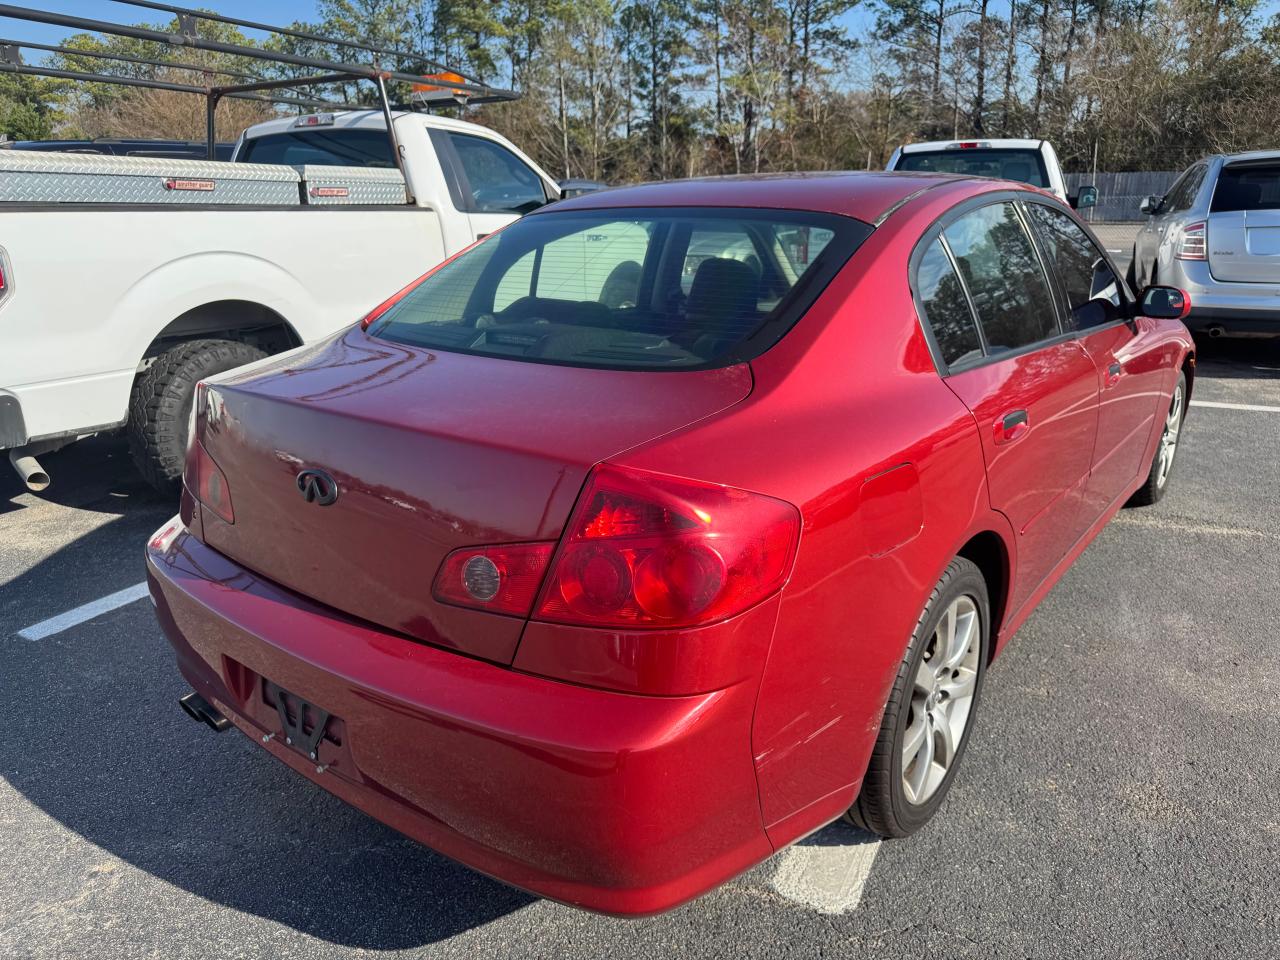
446, 133, 548, 213
238, 130, 396, 167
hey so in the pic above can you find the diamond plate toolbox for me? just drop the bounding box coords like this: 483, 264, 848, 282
299, 165, 408, 205
0, 152, 301, 205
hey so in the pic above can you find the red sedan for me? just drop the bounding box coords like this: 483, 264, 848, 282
147, 172, 1194, 915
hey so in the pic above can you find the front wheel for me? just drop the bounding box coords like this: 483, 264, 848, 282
128, 339, 267, 498
848, 557, 990, 837
1126, 370, 1186, 507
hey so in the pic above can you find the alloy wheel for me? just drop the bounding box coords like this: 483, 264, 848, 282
1155, 382, 1184, 490
902, 595, 982, 806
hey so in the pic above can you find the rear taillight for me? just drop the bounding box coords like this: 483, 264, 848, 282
184, 382, 234, 523
0, 248, 11, 302
189, 440, 234, 523
1176, 221, 1207, 260
534, 465, 800, 629
433, 542, 555, 616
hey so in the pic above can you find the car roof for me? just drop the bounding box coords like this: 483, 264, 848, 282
1219, 149, 1280, 164
539, 171, 1009, 224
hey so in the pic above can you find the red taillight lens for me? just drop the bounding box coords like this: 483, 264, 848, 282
189, 439, 234, 523
183, 382, 233, 523
534, 465, 800, 629
1176, 221, 1207, 260
433, 542, 555, 616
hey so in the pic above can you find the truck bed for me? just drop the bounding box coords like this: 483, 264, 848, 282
0, 151, 407, 206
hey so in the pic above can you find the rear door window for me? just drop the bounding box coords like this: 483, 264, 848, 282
1161, 164, 1206, 213
367, 208, 870, 369
916, 239, 983, 367
941, 202, 1060, 353
1211, 163, 1280, 212
1025, 203, 1125, 329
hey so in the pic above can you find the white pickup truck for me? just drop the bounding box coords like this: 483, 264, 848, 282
886, 138, 1097, 210
0, 109, 564, 494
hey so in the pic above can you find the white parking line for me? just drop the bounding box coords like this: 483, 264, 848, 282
1191, 400, 1280, 413
16, 581, 150, 641
770, 823, 882, 914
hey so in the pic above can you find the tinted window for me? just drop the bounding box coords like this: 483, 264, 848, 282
238, 129, 395, 167
942, 203, 1059, 352
367, 208, 869, 369
1161, 164, 1205, 213
895, 148, 1048, 188
447, 133, 547, 213
1026, 203, 1124, 330
917, 239, 982, 366
1211, 163, 1280, 212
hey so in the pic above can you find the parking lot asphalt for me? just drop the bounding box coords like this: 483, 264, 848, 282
2, 337, 1279, 959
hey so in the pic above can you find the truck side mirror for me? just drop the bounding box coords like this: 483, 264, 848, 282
558, 178, 608, 200
1070, 185, 1097, 210
1139, 195, 1161, 216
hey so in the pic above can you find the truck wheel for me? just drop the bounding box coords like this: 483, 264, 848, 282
128, 339, 266, 497
847, 557, 990, 837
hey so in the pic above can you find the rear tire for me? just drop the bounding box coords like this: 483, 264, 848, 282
1126, 371, 1186, 507
848, 557, 990, 838
128, 339, 266, 498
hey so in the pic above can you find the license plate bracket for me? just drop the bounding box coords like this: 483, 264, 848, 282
264, 680, 331, 762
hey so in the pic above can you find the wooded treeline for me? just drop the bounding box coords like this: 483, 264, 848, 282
3, 0, 1279, 179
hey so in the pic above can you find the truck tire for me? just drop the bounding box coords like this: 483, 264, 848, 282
128, 339, 266, 497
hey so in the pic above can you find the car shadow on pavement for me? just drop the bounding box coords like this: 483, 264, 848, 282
1, 452, 535, 947
1190, 335, 1280, 378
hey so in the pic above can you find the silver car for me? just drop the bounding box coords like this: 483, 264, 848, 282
1131, 150, 1280, 337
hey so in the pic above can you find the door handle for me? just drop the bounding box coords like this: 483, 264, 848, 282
1106, 361, 1122, 387
994, 409, 1030, 445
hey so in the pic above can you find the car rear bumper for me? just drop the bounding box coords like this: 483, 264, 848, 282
145, 522, 773, 916
1167, 260, 1280, 333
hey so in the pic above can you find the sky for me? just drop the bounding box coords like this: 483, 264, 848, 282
7, 0, 1277, 74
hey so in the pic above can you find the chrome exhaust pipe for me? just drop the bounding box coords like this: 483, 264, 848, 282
178, 691, 231, 732
9, 450, 49, 491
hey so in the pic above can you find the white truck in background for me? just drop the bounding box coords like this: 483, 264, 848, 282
886, 138, 1096, 210
0, 109, 568, 494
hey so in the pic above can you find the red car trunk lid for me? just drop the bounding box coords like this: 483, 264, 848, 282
195, 328, 752, 663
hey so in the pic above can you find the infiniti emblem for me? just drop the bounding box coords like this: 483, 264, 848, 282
296, 468, 339, 506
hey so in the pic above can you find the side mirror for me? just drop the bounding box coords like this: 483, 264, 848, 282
1140, 285, 1191, 321
558, 178, 608, 200
1070, 185, 1098, 210
1138, 195, 1161, 216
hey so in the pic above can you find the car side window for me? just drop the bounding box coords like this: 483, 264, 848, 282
446, 132, 547, 214
941, 203, 1060, 354
1025, 203, 1124, 330
916, 238, 983, 367
1162, 164, 1205, 214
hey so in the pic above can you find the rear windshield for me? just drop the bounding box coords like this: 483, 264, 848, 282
1211, 163, 1280, 212
238, 129, 394, 167
894, 148, 1049, 188
367, 207, 870, 369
